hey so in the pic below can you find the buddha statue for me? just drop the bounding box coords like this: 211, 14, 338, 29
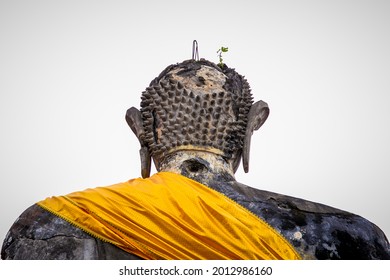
2, 58, 389, 260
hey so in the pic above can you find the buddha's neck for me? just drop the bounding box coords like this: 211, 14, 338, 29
158, 150, 236, 186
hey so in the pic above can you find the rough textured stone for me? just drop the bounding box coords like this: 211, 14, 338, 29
2, 58, 389, 260
2, 172, 389, 259
1, 204, 141, 260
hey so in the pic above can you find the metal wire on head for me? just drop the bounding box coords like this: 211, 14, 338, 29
192, 40, 199, 61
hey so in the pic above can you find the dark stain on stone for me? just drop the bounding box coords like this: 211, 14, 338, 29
197, 76, 206, 86
280, 219, 296, 231
176, 64, 202, 77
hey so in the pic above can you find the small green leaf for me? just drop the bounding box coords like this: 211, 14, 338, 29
216, 46, 229, 67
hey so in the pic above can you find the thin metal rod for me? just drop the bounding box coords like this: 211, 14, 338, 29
192, 40, 199, 61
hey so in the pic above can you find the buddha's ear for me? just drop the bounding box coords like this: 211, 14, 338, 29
242, 100, 270, 173
125, 107, 151, 178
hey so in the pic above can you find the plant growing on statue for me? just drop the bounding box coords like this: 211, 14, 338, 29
217, 46, 229, 67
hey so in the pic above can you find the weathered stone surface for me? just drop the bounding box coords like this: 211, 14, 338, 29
219, 181, 390, 259
2, 167, 389, 259
1, 204, 141, 260
164, 154, 390, 259
2, 58, 389, 260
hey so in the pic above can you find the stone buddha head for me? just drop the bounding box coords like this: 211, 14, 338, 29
126, 58, 269, 181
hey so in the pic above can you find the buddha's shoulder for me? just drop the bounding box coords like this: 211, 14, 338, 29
234, 181, 354, 214
233, 181, 390, 259
1, 204, 140, 260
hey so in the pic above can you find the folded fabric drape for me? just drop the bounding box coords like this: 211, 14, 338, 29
38, 172, 300, 260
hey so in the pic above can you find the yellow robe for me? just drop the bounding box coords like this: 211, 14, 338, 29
38, 172, 301, 260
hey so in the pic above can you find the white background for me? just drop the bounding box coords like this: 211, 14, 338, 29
1, 0, 389, 246
0, 260, 388, 279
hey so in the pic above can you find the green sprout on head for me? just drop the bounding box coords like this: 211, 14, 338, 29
217, 46, 229, 67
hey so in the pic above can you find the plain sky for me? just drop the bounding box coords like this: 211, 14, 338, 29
1, 0, 389, 246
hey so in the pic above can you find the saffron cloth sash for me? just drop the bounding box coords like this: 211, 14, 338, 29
37, 172, 301, 260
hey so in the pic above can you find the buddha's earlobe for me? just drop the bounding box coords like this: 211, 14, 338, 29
125, 107, 151, 178
242, 100, 270, 173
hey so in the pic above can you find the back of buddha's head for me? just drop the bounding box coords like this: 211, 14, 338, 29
127, 57, 269, 178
